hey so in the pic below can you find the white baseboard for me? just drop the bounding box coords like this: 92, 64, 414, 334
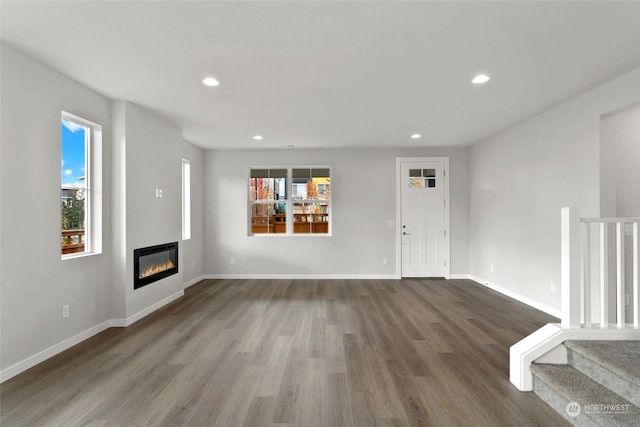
112, 290, 184, 327
203, 273, 398, 280
184, 275, 207, 289
450, 274, 471, 280
469, 275, 562, 319
1, 290, 185, 383
0, 320, 112, 383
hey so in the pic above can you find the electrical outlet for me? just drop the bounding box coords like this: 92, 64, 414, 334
62, 305, 69, 318
490, 264, 494, 272
550, 282, 556, 293
230, 257, 235, 265
626, 294, 630, 306
191, 261, 196, 269
383, 257, 388, 265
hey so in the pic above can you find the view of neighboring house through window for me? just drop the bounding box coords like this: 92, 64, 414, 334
182, 158, 191, 240
249, 167, 331, 235
250, 168, 288, 234
292, 168, 330, 234
61, 112, 101, 257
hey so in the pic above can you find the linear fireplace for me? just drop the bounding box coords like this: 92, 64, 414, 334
134, 242, 178, 289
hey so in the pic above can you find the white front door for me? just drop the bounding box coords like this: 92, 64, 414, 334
400, 160, 447, 277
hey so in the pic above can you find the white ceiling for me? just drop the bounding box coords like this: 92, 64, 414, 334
2, 1, 639, 150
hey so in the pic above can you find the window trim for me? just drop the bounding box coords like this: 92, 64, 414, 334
248, 166, 332, 236
61, 111, 102, 259
182, 158, 191, 240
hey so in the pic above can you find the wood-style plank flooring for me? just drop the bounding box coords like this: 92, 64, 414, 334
1, 279, 568, 426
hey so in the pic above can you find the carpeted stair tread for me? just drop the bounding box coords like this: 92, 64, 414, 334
564, 340, 640, 387
565, 340, 640, 408
531, 363, 640, 426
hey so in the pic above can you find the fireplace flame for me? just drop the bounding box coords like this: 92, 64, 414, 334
140, 259, 175, 278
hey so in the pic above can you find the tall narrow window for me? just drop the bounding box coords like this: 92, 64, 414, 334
292, 168, 330, 234
61, 112, 102, 257
182, 159, 191, 240
249, 168, 288, 234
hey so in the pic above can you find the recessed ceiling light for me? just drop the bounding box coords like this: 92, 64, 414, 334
202, 77, 220, 87
411, 134, 422, 139
253, 135, 263, 140
471, 74, 490, 84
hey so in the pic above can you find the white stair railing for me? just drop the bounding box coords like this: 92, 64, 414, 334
561, 207, 640, 329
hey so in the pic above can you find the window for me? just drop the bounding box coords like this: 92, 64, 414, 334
249, 167, 331, 235
408, 168, 436, 188
61, 112, 102, 257
182, 159, 191, 240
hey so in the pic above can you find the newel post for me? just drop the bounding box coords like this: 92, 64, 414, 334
561, 207, 581, 328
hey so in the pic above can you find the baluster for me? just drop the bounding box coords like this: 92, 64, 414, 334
616, 222, 625, 328
582, 222, 591, 327
600, 222, 609, 328
600, 223, 609, 327
634, 222, 639, 329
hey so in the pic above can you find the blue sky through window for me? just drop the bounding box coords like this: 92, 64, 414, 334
61, 118, 86, 189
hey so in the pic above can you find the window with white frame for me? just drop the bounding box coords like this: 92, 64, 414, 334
249, 167, 331, 235
182, 159, 191, 240
61, 112, 102, 257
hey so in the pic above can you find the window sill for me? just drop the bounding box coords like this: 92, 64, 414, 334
61, 251, 101, 261
249, 233, 333, 237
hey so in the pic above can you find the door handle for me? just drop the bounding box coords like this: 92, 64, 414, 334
403, 231, 410, 235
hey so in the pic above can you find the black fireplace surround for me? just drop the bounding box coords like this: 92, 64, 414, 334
134, 242, 178, 289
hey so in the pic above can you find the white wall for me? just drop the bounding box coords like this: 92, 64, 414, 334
600, 103, 640, 323
469, 67, 640, 316
204, 147, 469, 277
182, 141, 205, 285
600, 104, 640, 218
0, 45, 205, 380
0, 44, 112, 372
111, 101, 184, 319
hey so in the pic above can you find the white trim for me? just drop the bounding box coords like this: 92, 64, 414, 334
395, 157, 451, 279
469, 275, 562, 318
0, 320, 112, 383
510, 323, 640, 391
450, 274, 471, 280
0, 290, 185, 383
184, 275, 207, 289
60, 111, 103, 258
182, 159, 191, 240
203, 273, 397, 280
118, 290, 184, 327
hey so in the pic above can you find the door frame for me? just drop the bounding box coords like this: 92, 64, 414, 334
395, 157, 450, 279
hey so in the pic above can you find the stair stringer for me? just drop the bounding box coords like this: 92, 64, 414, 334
510, 323, 640, 391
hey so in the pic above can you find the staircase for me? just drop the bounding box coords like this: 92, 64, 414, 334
531, 340, 640, 426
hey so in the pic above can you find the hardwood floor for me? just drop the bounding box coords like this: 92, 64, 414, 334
1, 279, 568, 426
